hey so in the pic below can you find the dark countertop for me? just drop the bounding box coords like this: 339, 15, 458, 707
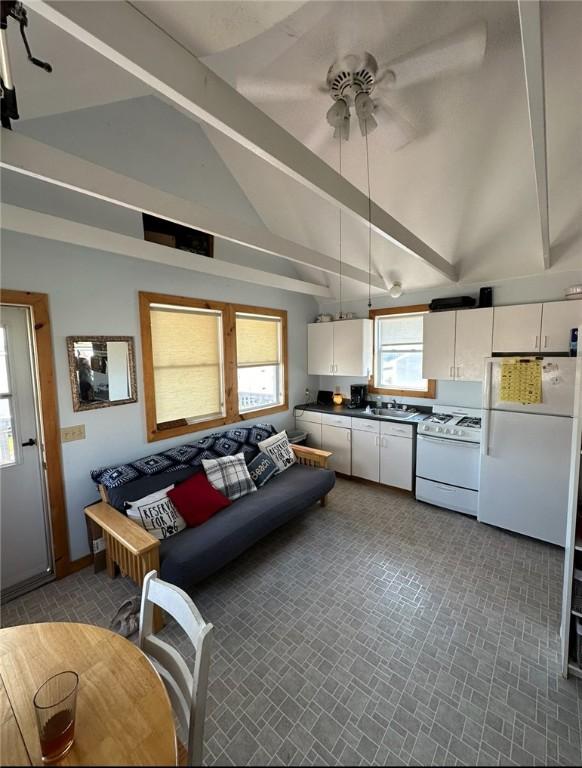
294, 402, 430, 425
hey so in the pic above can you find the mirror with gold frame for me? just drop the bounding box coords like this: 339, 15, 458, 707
66, 336, 137, 412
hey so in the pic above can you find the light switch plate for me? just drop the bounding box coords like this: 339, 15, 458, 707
61, 424, 86, 443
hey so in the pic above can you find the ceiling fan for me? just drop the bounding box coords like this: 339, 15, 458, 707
236, 20, 487, 152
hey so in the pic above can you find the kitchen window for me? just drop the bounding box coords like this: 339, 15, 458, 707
369, 305, 436, 399
140, 293, 288, 442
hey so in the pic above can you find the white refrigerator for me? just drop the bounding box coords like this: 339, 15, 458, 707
479, 357, 577, 546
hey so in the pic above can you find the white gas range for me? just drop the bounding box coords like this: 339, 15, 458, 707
415, 406, 482, 517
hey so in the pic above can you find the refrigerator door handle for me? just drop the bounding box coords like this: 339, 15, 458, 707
481, 410, 490, 457
482, 360, 493, 410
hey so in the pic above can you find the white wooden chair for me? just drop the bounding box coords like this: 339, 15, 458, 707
139, 571, 213, 767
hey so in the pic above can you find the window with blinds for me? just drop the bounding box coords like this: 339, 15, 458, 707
140, 293, 288, 442
236, 313, 283, 413
375, 311, 429, 392
150, 305, 224, 426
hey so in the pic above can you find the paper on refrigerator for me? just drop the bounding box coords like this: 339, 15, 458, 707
499, 359, 542, 404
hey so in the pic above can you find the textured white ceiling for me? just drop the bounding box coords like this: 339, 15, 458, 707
8, 1, 582, 299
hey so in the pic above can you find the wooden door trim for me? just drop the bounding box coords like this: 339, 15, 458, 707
0, 289, 71, 578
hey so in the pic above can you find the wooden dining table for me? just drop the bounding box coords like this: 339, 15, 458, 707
0, 622, 177, 766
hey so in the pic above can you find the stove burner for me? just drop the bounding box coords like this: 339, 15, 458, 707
425, 413, 453, 424
457, 417, 482, 428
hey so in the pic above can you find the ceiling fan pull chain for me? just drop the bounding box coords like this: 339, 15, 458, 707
338, 131, 343, 319
365, 122, 372, 310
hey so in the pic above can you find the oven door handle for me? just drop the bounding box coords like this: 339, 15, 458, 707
417, 435, 480, 448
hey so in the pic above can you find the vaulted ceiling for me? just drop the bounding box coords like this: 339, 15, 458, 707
4, 1, 581, 301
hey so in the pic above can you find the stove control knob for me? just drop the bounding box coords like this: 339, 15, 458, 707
457, 429, 464, 436
436, 427, 443, 433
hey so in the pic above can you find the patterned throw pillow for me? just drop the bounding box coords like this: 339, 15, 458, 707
247, 452, 278, 488
202, 453, 256, 501
125, 486, 186, 540
258, 431, 296, 474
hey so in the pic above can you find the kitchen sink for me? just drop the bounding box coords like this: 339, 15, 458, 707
370, 408, 417, 420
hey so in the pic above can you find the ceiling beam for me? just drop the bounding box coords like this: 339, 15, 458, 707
1, 130, 383, 290
0, 203, 332, 298
518, 0, 550, 270
29, 0, 456, 283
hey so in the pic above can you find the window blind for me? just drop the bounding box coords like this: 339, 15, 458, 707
236, 315, 281, 367
378, 313, 424, 348
150, 307, 223, 424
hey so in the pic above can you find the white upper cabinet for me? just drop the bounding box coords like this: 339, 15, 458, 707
307, 322, 334, 375
307, 319, 372, 376
540, 302, 582, 353
455, 308, 493, 381
423, 308, 493, 381
422, 311, 456, 380
492, 304, 543, 353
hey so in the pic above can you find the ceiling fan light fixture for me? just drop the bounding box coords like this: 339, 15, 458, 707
389, 281, 403, 299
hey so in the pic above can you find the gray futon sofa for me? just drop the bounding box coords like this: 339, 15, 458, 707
85, 423, 335, 595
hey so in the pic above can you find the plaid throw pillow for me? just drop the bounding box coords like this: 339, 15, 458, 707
202, 453, 256, 501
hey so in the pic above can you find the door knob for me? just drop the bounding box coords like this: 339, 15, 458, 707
21, 438, 37, 447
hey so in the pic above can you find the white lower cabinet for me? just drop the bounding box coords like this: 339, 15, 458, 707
321, 424, 351, 475
379, 423, 414, 491
295, 419, 322, 449
351, 421, 380, 482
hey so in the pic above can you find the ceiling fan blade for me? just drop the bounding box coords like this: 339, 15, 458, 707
236, 76, 318, 102
377, 20, 487, 90
375, 103, 417, 150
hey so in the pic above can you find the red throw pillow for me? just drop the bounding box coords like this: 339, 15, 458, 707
167, 472, 231, 527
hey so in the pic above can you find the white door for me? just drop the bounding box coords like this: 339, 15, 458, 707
455, 308, 493, 381
333, 319, 372, 377
295, 419, 322, 449
422, 312, 456, 380
540, 302, 582, 353
351, 429, 380, 482
321, 424, 351, 474
0, 306, 54, 600
307, 323, 334, 375
479, 410, 571, 546
492, 304, 543, 353
486, 357, 576, 416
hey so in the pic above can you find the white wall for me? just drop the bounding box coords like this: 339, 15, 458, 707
316, 269, 582, 408
1, 229, 317, 561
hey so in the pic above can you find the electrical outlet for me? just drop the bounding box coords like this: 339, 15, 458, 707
61, 424, 86, 443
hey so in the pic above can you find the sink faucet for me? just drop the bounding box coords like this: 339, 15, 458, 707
390, 398, 398, 408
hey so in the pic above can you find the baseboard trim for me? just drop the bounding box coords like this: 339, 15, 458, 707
68, 554, 92, 574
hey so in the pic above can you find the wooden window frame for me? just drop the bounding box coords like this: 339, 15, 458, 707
139, 292, 288, 442
368, 304, 436, 400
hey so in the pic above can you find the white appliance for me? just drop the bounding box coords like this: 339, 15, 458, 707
479, 357, 576, 546
416, 406, 482, 517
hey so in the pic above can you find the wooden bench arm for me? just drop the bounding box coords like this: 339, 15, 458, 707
85, 501, 159, 556
291, 444, 332, 469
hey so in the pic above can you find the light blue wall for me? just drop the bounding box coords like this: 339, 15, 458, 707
1, 229, 317, 561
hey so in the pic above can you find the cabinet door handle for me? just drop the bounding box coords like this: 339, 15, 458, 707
375, 435, 380, 447
347, 431, 351, 442
456, 366, 461, 378
534, 335, 539, 349
329, 364, 333, 373
544, 335, 548, 349
449, 365, 454, 378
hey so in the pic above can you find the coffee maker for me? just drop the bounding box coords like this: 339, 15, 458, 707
349, 384, 367, 409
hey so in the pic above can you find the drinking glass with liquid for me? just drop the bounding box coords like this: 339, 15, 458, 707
33, 671, 79, 763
